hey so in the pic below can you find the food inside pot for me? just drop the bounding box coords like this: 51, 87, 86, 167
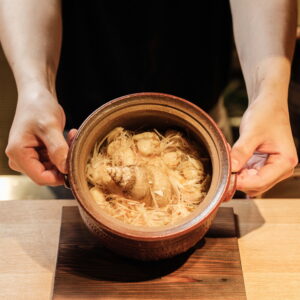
86, 127, 211, 227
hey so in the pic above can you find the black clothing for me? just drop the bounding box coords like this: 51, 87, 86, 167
56, 1, 233, 129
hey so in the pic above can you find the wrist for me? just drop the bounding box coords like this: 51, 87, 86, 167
249, 91, 290, 117
17, 78, 57, 102
17, 82, 58, 108
14, 64, 57, 97
248, 57, 291, 104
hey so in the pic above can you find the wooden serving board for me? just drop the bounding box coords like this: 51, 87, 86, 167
52, 207, 246, 300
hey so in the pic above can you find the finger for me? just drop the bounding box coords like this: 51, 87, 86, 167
67, 128, 78, 146
43, 160, 56, 170
15, 147, 64, 186
236, 154, 293, 194
40, 128, 69, 174
230, 136, 258, 172
8, 159, 23, 173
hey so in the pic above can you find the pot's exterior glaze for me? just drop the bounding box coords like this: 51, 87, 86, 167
79, 206, 217, 260
67, 92, 236, 260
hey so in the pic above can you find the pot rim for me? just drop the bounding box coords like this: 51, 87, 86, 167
68, 92, 233, 241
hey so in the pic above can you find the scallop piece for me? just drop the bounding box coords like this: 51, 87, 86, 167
106, 127, 125, 144
133, 132, 159, 141
107, 141, 136, 166
130, 167, 152, 205
147, 166, 171, 207
162, 151, 181, 168
182, 167, 201, 180
90, 187, 106, 205
133, 132, 160, 156
180, 159, 205, 181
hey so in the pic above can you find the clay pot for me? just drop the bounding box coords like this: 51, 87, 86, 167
66, 92, 236, 260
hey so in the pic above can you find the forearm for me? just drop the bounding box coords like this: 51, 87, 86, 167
230, 0, 297, 105
0, 0, 62, 95
229, 0, 298, 195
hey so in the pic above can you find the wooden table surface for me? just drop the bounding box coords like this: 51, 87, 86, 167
0, 199, 299, 300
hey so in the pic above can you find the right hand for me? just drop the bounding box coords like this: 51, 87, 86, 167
5, 87, 76, 186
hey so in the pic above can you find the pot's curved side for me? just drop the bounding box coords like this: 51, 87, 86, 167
224, 173, 237, 202
68, 92, 234, 260
79, 207, 217, 260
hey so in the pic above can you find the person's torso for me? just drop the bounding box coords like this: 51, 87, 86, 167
56, 1, 233, 128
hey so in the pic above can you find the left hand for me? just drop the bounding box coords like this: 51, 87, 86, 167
230, 97, 298, 197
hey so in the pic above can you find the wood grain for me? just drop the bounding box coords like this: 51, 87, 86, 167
223, 199, 300, 300
52, 207, 246, 300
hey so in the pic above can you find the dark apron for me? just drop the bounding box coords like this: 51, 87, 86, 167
56, 1, 233, 129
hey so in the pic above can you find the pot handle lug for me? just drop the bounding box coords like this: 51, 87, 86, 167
64, 174, 71, 189
223, 172, 237, 202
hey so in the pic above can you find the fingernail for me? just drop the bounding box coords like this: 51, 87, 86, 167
232, 159, 239, 172
248, 169, 258, 176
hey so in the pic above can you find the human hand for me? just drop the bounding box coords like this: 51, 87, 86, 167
230, 97, 298, 197
5, 87, 77, 186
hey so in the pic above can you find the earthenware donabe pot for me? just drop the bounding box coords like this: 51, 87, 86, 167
66, 92, 236, 260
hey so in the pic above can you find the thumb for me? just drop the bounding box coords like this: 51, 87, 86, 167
40, 128, 69, 174
230, 136, 258, 172
67, 128, 78, 146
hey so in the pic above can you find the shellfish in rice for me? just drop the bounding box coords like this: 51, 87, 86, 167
86, 127, 211, 227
